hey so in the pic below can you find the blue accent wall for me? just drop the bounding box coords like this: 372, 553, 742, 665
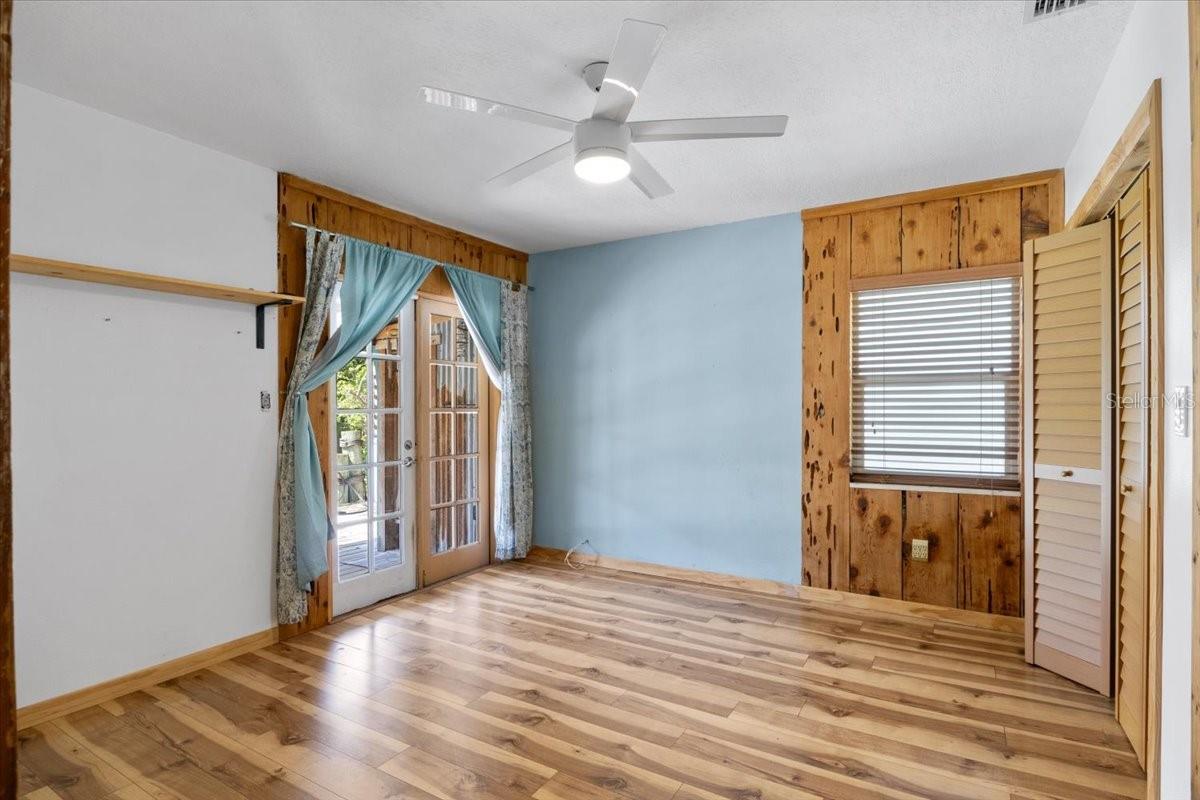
528, 214, 804, 584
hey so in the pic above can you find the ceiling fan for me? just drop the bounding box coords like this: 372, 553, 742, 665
419, 18, 788, 199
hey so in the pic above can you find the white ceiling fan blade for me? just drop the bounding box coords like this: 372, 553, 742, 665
592, 19, 666, 123
488, 141, 575, 187
629, 115, 788, 142
420, 86, 576, 133
626, 147, 673, 199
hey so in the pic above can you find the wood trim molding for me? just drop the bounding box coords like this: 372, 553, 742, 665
14, 627, 278, 730
1049, 169, 1066, 233
1144, 76, 1166, 800
848, 261, 1021, 292
1067, 81, 1159, 229
800, 169, 1062, 221
525, 546, 1024, 634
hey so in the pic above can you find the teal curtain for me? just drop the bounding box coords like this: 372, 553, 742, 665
444, 265, 533, 562
444, 265, 502, 386
292, 237, 436, 587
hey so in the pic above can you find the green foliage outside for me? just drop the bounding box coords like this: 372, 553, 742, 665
336, 358, 368, 441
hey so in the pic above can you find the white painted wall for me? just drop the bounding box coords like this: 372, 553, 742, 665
1063, 1, 1192, 793
10, 84, 279, 706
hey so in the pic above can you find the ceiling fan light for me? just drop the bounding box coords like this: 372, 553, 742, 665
573, 148, 630, 184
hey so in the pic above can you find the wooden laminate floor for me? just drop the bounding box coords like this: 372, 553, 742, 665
17, 559, 1145, 800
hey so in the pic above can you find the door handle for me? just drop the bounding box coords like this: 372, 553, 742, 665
1121, 483, 1134, 494
1060, 469, 1074, 478
402, 456, 415, 468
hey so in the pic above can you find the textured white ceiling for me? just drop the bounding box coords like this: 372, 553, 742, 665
14, 0, 1131, 253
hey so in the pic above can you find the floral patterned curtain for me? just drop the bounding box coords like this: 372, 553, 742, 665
494, 284, 532, 560
275, 230, 343, 624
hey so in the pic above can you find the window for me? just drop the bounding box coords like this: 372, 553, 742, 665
427, 314, 481, 554
331, 289, 410, 581
851, 276, 1019, 490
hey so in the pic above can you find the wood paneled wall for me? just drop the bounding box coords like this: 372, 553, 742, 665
276, 174, 527, 638
801, 170, 1063, 617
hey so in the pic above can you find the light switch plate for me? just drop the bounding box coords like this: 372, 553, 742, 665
911, 539, 930, 562
1173, 386, 1192, 437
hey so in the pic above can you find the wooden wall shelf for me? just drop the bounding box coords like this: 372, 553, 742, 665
13, 254, 305, 349
12, 254, 304, 306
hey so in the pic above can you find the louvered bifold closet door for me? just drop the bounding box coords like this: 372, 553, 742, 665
1023, 219, 1113, 695
1114, 171, 1149, 764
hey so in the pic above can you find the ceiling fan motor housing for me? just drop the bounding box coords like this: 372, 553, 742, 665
573, 117, 630, 163
582, 61, 609, 93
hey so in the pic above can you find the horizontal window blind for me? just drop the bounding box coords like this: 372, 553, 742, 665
851, 277, 1019, 489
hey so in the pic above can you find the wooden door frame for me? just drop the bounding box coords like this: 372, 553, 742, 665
413, 294, 492, 588
0, 1, 13, 797
1069, 79, 1164, 797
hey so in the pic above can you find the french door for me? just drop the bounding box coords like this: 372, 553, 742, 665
415, 297, 491, 586
330, 298, 418, 616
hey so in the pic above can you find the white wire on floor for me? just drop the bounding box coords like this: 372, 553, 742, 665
564, 538, 597, 570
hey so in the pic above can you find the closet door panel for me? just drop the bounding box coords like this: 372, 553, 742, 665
1114, 171, 1149, 765
1022, 219, 1112, 696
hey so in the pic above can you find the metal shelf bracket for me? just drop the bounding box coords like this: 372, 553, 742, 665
255, 300, 294, 349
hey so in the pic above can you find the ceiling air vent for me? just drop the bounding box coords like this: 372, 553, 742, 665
1024, 0, 1092, 23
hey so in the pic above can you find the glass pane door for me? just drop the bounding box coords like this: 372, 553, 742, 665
416, 297, 490, 585
330, 296, 417, 616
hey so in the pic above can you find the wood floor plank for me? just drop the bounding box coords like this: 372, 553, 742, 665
17, 560, 1144, 800
531, 772, 641, 800
141, 677, 433, 800
293, 675, 670, 799
56, 704, 262, 800
15, 722, 129, 800
21, 788, 67, 800
378, 745, 539, 800
101, 692, 350, 800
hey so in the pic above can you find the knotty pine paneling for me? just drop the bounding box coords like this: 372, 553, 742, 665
802, 173, 1055, 616
849, 207, 902, 278
849, 488, 902, 598
960, 493, 1023, 617
901, 199, 959, 273
1020, 184, 1051, 245
903, 491, 959, 608
960, 188, 1023, 268
801, 214, 850, 590
276, 174, 527, 638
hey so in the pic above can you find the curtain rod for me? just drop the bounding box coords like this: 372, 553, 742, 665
286, 221, 533, 291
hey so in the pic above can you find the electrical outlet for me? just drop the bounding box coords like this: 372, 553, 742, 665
911, 538, 930, 562
260, 391, 272, 411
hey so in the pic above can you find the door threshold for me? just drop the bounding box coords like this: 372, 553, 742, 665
331, 560, 494, 623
